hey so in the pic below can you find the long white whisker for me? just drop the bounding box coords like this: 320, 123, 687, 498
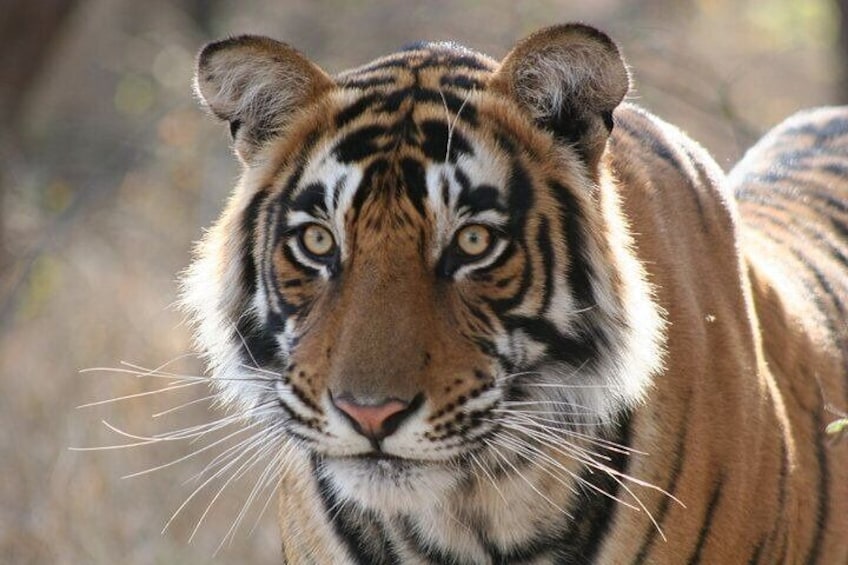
468, 451, 508, 505
488, 444, 572, 517
123, 424, 257, 480
76, 379, 207, 409
495, 430, 638, 511
153, 393, 219, 418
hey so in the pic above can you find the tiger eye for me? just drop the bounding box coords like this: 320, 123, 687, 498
300, 224, 336, 257
456, 225, 492, 257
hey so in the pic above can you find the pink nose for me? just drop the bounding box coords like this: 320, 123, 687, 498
331, 395, 412, 441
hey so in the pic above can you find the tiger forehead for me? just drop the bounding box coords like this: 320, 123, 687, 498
336, 43, 497, 93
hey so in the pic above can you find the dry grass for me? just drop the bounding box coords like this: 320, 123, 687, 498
1, 0, 840, 562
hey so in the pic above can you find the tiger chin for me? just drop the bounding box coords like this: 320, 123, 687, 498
182, 23, 848, 564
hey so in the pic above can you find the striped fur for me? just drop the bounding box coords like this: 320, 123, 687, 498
183, 24, 848, 563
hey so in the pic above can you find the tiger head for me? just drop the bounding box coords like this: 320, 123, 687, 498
184, 24, 664, 511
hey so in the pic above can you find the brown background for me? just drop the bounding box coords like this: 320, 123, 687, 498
0, 1, 843, 563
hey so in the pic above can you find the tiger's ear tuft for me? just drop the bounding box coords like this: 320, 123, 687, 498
490, 24, 630, 170
194, 35, 334, 163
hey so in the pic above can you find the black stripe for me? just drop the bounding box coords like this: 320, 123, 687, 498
399, 157, 428, 217
420, 119, 473, 162
502, 314, 599, 368
312, 457, 401, 565
334, 125, 386, 162
470, 413, 633, 563
679, 145, 711, 231
484, 242, 531, 312
414, 88, 478, 125
341, 75, 398, 90
414, 52, 491, 72
633, 402, 690, 564
440, 73, 484, 90
747, 536, 766, 565
536, 216, 555, 313
804, 408, 829, 565
456, 183, 504, 215
686, 477, 724, 565
507, 162, 534, 228
352, 158, 389, 217
616, 116, 689, 175
784, 115, 848, 140
549, 181, 596, 309
235, 310, 281, 367
555, 412, 633, 563
335, 92, 383, 128
240, 188, 269, 295
760, 442, 789, 564
290, 181, 327, 214
398, 515, 478, 565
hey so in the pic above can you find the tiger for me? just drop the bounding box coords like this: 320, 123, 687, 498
182, 23, 848, 563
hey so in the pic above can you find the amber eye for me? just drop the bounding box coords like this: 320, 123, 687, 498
299, 224, 336, 257
455, 224, 493, 257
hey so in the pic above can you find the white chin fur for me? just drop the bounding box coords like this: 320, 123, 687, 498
321, 457, 460, 514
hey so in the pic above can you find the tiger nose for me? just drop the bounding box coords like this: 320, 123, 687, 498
330, 393, 421, 441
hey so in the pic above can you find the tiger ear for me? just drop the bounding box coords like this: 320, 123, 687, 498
489, 24, 629, 171
194, 35, 334, 164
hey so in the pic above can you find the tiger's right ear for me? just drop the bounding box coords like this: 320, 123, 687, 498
194, 36, 334, 164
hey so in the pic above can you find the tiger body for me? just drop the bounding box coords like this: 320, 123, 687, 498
184, 25, 848, 563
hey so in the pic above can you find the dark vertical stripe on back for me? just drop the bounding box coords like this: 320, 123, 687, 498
633, 402, 690, 565
686, 477, 724, 565
804, 408, 829, 565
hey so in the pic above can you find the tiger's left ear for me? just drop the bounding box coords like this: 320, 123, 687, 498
489, 24, 630, 171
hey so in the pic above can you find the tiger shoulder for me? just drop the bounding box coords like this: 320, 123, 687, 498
181, 22, 848, 563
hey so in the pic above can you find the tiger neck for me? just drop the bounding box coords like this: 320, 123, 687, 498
308, 414, 632, 564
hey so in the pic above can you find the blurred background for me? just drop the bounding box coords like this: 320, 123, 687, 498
1, 0, 845, 562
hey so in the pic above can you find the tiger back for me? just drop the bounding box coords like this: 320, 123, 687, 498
731, 107, 848, 562
183, 24, 848, 563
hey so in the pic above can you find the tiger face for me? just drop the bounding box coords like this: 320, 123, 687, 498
184, 25, 663, 515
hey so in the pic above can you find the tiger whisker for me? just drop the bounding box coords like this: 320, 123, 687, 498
496, 416, 680, 537
122, 424, 258, 480
247, 439, 303, 538
495, 360, 590, 383
438, 86, 474, 163
152, 392, 219, 418
166, 410, 281, 540
80, 365, 207, 382
492, 418, 612, 466
232, 321, 263, 371
187, 429, 277, 544
488, 444, 573, 518
491, 408, 610, 426
237, 362, 282, 378
493, 433, 582, 498
495, 428, 642, 510
468, 451, 509, 505
217, 430, 291, 553
493, 431, 643, 511
76, 379, 208, 409
500, 412, 644, 456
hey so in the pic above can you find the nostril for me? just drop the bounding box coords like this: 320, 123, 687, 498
331, 393, 424, 441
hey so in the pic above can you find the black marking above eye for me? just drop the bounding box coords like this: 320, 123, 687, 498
457, 184, 504, 215
420, 120, 473, 162
291, 182, 328, 214
334, 125, 385, 162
